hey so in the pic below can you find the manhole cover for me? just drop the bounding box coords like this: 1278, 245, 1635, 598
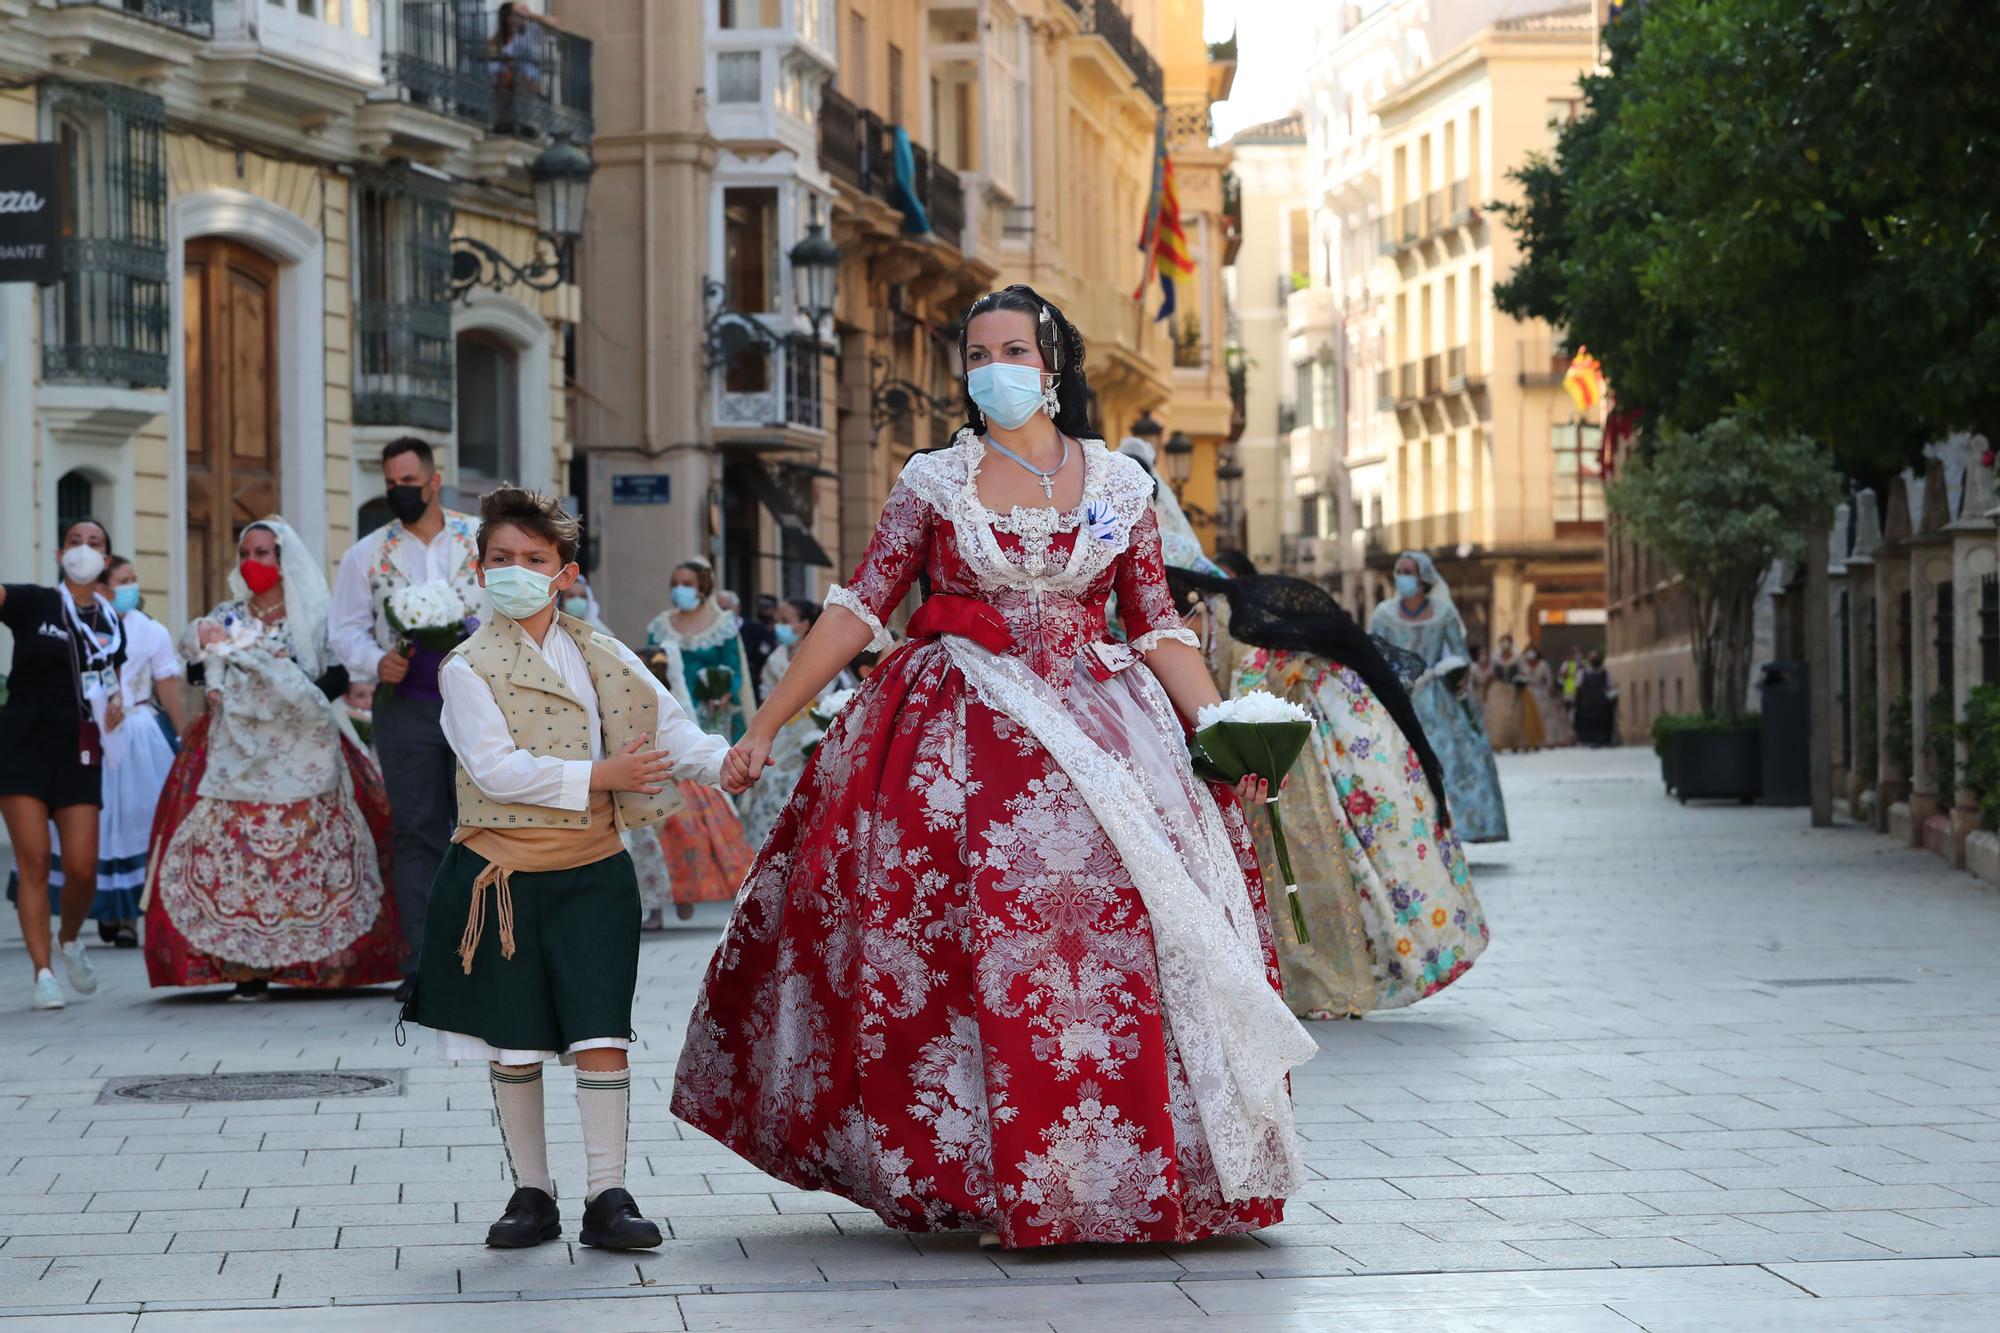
97, 1069, 405, 1104
1760, 977, 1909, 988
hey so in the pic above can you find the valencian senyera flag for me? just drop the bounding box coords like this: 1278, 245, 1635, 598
1563, 345, 1607, 413
1134, 116, 1194, 321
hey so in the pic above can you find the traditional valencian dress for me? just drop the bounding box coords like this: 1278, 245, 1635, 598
673, 432, 1316, 1248
1368, 557, 1508, 843
145, 519, 400, 989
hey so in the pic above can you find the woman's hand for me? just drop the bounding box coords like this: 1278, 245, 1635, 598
1236, 775, 1271, 807
591, 736, 670, 796
104, 694, 125, 734
721, 732, 772, 794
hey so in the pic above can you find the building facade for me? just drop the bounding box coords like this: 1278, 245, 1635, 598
0, 0, 584, 648
1225, 112, 1304, 578
1368, 5, 1603, 654
566, 1, 1220, 620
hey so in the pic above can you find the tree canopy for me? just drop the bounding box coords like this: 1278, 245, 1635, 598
1496, 0, 2000, 483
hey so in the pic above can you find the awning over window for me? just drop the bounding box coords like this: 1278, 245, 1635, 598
736, 463, 833, 568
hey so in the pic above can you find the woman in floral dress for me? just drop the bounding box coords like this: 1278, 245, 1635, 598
645, 560, 755, 917
1370, 553, 1508, 843
676, 286, 1315, 1249
144, 517, 399, 997
1207, 574, 1488, 1019
737, 599, 859, 850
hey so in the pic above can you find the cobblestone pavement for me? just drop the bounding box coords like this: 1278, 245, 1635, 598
7, 746, 2000, 1329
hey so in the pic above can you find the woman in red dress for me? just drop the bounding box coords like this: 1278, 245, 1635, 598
143, 517, 399, 997
675, 287, 1315, 1249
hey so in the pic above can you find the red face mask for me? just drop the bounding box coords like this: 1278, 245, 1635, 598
239, 559, 282, 596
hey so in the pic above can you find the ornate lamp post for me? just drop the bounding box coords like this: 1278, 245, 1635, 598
1216, 451, 1246, 550
451, 136, 596, 299
788, 209, 840, 343
1164, 429, 1194, 498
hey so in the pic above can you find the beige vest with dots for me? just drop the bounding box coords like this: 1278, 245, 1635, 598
449, 612, 685, 833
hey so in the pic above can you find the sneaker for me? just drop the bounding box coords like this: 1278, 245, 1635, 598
32, 969, 64, 1010
58, 939, 97, 995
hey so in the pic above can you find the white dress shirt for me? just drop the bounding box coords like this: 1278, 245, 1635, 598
438, 617, 731, 807
331, 523, 472, 683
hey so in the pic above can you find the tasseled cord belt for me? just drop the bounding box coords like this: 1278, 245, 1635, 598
457, 862, 517, 973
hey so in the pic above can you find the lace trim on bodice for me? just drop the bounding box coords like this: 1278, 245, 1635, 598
900, 430, 1154, 593
652, 609, 744, 653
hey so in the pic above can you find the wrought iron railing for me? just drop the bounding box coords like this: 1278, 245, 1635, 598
384, 0, 492, 124
717, 336, 823, 431
1400, 201, 1419, 246
1446, 343, 1485, 391
930, 159, 965, 250
1076, 0, 1164, 106
491, 21, 592, 140
819, 88, 863, 189
820, 99, 966, 249
1422, 353, 1443, 398
1936, 581, 1955, 699
57, 0, 212, 34
1397, 361, 1418, 403
1424, 189, 1443, 236
352, 166, 456, 431
40, 81, 169, 388
1982, 574, 1999, 685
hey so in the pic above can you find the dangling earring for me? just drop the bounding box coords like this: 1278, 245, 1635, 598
1041, 376, 1060, 419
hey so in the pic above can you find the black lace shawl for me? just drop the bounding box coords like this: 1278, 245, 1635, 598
1167, 568, 1454, 828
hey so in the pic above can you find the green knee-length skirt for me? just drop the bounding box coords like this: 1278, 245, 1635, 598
409, 844, 640, 1053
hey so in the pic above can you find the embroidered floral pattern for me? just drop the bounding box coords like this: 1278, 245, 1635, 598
672, 434, 1305, 1246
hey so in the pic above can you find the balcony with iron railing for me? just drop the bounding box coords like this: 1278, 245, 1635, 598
1399, 201, 1419, 247
1519, 337, 1568, 387
716, 335, 824, 433
817, 92, 966, 251
1446, 341, 1486, 393
56, 0, 213, 34
1397, 360, 1419, 405
1424, 189, 1443, 237
378, 0, 492, 125
1421, 353, 1443, 399
1376, 368, 1393, 412
1449, 176, 1480, 225
1069, 0, 1165, 107
490, 19, 592, 141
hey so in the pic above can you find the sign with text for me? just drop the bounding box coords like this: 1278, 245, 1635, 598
0, 144, 62, 286
612, 474, 671, 505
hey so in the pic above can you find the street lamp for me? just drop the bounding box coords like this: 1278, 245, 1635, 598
1216, 451, 1245, 547
1131, 410, 1164, 442
451, 136, 596, 299
1164, 429, 1194, 495
789, 205, 841, 343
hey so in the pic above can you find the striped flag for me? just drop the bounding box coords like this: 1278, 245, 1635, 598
1134, 117, 1194, 322
1563, 346, 1607, 413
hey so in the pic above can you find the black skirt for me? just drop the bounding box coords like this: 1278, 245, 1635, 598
0, 702, 102, 810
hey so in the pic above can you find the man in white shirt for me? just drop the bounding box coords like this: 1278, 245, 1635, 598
331, 438, 487, 998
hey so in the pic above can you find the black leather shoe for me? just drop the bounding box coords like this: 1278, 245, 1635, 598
578, 1187, 662, 1249
486, 1186, 561, 1248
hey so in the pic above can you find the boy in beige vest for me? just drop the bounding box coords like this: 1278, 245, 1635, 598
405, 485, 738, 1250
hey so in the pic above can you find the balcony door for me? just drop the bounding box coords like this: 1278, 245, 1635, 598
183, 237, 281, 612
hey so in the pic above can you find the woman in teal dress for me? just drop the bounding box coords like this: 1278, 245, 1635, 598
643, 558, 756, 916
1367, 552, 1508, 843
645, 558, 757, 741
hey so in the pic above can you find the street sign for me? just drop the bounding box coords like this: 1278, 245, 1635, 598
612, 474, 671, 505
0, 143, 62, 286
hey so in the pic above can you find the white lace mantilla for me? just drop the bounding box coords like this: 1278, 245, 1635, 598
939, 634, 1315, 1202
900, 431, 1156, 595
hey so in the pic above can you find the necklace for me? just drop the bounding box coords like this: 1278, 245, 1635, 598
983, 433, 1069, 501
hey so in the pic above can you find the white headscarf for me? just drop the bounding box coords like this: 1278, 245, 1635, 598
229, 516, 331, 680
1397, 549, 1458, 617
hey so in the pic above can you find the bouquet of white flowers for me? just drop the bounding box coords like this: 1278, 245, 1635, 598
1191, 690, 1316, 943
385, 581, 473, 652
802, 688, 858, 758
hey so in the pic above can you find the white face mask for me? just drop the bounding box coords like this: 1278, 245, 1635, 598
967, 362, 1050, 430
61, 545, 106, 585
484, 564, 559, 620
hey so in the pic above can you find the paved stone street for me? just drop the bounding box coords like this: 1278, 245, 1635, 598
8, 746, 2000, 1329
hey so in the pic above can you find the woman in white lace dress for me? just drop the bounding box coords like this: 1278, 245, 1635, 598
674, 286, 1312, 1249
143, 518, 400, 997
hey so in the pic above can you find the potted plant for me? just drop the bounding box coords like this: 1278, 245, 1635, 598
1606, 416, 1840, 804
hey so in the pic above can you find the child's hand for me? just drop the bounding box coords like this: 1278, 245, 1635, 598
721, 735, 771, 794
592, 736, 670, 795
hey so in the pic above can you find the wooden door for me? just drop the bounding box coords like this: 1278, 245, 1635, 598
184, 238, 280, 611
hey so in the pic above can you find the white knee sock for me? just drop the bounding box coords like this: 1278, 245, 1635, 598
574, 1068, 630, 1203
488, 1063, 553, 1196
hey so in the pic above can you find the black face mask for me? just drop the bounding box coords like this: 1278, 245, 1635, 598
385, 484, 430, 524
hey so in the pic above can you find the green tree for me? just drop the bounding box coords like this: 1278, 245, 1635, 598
1498, 0, 2000, 480
1606, 418, 1841, 718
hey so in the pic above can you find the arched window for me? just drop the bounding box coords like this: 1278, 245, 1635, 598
456, 332, 519, 483
57, 470, 95, 537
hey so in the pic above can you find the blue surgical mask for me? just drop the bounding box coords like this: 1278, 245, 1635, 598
1394, 573, 1420, 599
111, 585, 142, 614
561, 595, 591, 618
773, 623, 799, 647
967, 362, 1049, 430
484, 565, 558, 620
670, 585, 702, 612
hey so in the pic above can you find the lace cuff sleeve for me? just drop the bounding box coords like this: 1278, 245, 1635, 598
1129, 625, 1202, 655
827, 583, 894, 653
